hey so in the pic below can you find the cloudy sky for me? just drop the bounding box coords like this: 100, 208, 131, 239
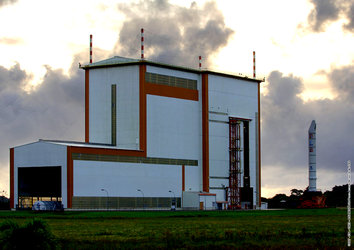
0, 0, 353, 198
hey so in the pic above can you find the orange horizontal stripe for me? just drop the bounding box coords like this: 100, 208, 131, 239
199, 193, 216, 196
70, 146, 145, 157
145, 83, 198, 101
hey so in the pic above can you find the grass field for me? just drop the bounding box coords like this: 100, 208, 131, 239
0, 208, 350, 249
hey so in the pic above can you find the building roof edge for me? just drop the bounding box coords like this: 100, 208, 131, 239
81, 57, 264, 83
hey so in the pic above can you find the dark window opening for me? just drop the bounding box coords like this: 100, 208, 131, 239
18, 166, 61, 208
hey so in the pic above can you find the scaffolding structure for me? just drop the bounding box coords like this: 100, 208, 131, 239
228, 117, 242, 209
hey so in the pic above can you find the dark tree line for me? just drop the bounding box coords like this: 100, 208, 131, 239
0, 196, 9, 210
324, 184, 354, 207
262, 184, 354, 209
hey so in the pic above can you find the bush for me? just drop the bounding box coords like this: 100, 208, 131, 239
0, 219, 57, 249
0, 196, 9, 210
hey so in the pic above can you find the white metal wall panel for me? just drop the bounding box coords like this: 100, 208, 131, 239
185, 165, 200, 192
209, 121, 228, 177
210, 189, 226, 202
146, 95, 200, 160
182, 191, 199, 208
198, 75, 203, 192
147, 66, 203, 191
248, 120, 257, 200
209, 178, 228, 189
146, 66, 199, 81
73, 160, 182, 197
208, 75, 258, 119
13, 142, 67, 207
89, 66, 139, 149
199, 195, 217, 210
208, 75, 259, 203
89, 68, 111, 144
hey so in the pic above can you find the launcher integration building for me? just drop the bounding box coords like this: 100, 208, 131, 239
10, 56, 262, 210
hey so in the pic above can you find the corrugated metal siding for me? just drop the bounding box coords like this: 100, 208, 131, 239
145, 72, 197, 90
72, 153, 198, 166
72, 196, 181, 209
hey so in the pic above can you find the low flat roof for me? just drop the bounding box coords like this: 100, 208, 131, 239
39, 139, 132, 149
12, 139, 133, 150
81, 56, 264, 83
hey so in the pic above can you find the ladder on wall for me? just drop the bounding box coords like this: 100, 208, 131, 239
228, 117, 242, 209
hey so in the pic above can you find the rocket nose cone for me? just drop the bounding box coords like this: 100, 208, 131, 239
309, 120, 316, 133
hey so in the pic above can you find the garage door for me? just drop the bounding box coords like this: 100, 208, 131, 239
18, 166, 61, 208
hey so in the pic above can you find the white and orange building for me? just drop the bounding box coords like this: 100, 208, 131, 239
10, 56, 262, 210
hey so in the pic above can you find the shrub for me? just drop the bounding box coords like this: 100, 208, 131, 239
0, 219, 57, 250
0, 196, 10, 210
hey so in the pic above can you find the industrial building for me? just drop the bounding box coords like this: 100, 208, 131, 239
10, 55, 262, 210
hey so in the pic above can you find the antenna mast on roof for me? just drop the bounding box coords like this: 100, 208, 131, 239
141, 28, 144, 59
90, 34, 93, 64
253, 51, 256, 78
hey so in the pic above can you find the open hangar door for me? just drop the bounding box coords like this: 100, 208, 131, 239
18, 166, 61, 209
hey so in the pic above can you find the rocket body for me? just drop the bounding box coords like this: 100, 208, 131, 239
308, 120, 317, 192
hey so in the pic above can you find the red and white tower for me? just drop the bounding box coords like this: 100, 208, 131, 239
90, 34, 93, 64
253, 51, 256, 78
141, 28, 144, 59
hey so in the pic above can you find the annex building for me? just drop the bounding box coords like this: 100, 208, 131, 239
10, 56, 262, 210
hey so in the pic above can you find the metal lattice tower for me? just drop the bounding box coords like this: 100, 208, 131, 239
228, 118, 242, 209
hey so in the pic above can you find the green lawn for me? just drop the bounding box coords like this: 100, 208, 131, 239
0, 209, 350, 249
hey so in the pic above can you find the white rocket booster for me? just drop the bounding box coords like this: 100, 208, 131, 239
308, 120, 317, 192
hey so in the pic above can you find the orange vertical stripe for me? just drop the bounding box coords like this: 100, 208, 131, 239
139, 64, 147, 156
202, 74, 209, 192
67, 147, 73, 208
182, 165, 185, 192
258, 83, 261, 205
85, 70, 90, 143
10, 148, 14, 209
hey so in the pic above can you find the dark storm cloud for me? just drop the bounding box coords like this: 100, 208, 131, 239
328, 64, 354, 100
0, 63, 27, 92
262, 66, 354, 173
0, 0, 17, 7
115, 0, 234, 68
307, 0, 354, 32
262, 72, 310, 167
344, 4, 354, 31
307, 0, 340, 32
0, 56, 85, 172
